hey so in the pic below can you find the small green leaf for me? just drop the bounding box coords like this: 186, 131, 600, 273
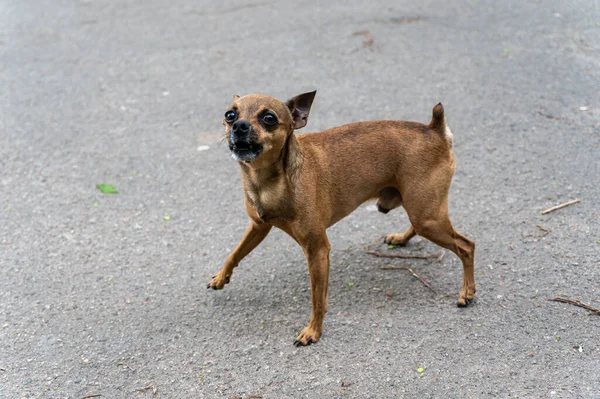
164, 215, 171, 221
417, 367, 424, 373
347, 282, 355, 287
198, 375, 204, 380
93, 202, 99, 207
476, 323, 482, 328
4, 206, 11, 211
556, 336, 561, 341
597, 240, 600, 244
387, 245, 396, 249
96, 184, 118, 194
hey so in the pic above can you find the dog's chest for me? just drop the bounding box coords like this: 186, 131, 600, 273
244, 178, 293, 222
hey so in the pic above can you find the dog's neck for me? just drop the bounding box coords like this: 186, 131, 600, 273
239, 133, 302, 221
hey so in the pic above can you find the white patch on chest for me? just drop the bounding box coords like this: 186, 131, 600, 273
258, 179, 287, 210
445, 125, 454, 147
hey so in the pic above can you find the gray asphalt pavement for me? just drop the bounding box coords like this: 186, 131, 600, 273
1, 0, 599, 398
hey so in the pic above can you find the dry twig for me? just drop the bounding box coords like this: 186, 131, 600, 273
352, 30, 375, 48
549, 297, 600, 315
366, 249, 436, 259
138, 384, 158, 395
536, 225, 550, 237
436, 251, 446, 263
379, 265, 439, 295
0, 367, 6, 372
537, 111, 565, 120
379, 16, 427, 24
116, 361, 135, 371
541, 199, 580, 215
81, 395, 103, 399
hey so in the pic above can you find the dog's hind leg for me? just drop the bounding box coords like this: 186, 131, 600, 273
384, 225, 416, 246
377, 187, 417, 246
402, 177, 476, 306
411, 213, 475, 306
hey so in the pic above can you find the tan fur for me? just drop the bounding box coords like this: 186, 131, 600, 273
208, 92, 476, 346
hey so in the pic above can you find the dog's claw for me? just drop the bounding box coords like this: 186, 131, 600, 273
293, 337, 314, 347
457, 297, 475, 307
206, 283, 211, 289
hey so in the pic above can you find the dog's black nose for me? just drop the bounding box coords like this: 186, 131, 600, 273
232, 120, 251, 135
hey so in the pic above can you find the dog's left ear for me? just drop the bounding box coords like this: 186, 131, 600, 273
286, 90, 316, 130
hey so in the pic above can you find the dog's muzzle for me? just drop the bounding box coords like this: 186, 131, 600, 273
229, 120, 262, 162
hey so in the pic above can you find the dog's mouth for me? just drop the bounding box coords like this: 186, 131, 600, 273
229, 141, 263, 162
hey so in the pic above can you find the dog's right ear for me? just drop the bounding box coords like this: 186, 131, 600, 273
286, 91, 316, 130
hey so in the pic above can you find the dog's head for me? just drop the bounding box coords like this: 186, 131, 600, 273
223, 91, 316, 167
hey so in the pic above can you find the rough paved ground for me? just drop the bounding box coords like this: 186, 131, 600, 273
1, 0, 599, 398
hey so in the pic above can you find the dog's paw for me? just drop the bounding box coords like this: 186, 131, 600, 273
457, 285, 476, 307
384, 234, 410, 246
457, 294, 476, 307
293, 326, 321, 346
206, 271, 230, 290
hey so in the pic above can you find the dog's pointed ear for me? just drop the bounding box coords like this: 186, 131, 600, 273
233, 94, 240, 100
286, 90, 316, 130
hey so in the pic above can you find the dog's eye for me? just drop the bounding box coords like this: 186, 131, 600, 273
262, 113, 278, 126
224, 110, 237, 123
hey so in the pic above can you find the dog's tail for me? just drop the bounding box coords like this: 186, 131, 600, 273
428, 103, 453, 146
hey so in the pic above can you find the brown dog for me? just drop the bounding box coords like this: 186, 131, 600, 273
208, 91, 475, 346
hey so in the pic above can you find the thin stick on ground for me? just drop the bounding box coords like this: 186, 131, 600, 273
366, 248, 436, 259
352, 30, 375, 48
116, 361, 135, 371
537, 110, 565, 120
548, 297, 600, 314
541, 199, 580, 215
138, 384, 158, 395
81, 395, 103, 399
379, 265, 439, 295
436, 251, 446, 263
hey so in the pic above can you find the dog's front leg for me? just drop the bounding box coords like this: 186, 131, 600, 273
207, 222, 272, 290
294, 233, 331, 346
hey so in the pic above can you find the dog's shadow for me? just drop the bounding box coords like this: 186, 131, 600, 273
206, 235, 457, 317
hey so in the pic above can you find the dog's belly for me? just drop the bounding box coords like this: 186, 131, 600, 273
327, 183, 395, 227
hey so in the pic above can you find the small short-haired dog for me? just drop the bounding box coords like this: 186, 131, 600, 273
208, 91, 475, 346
